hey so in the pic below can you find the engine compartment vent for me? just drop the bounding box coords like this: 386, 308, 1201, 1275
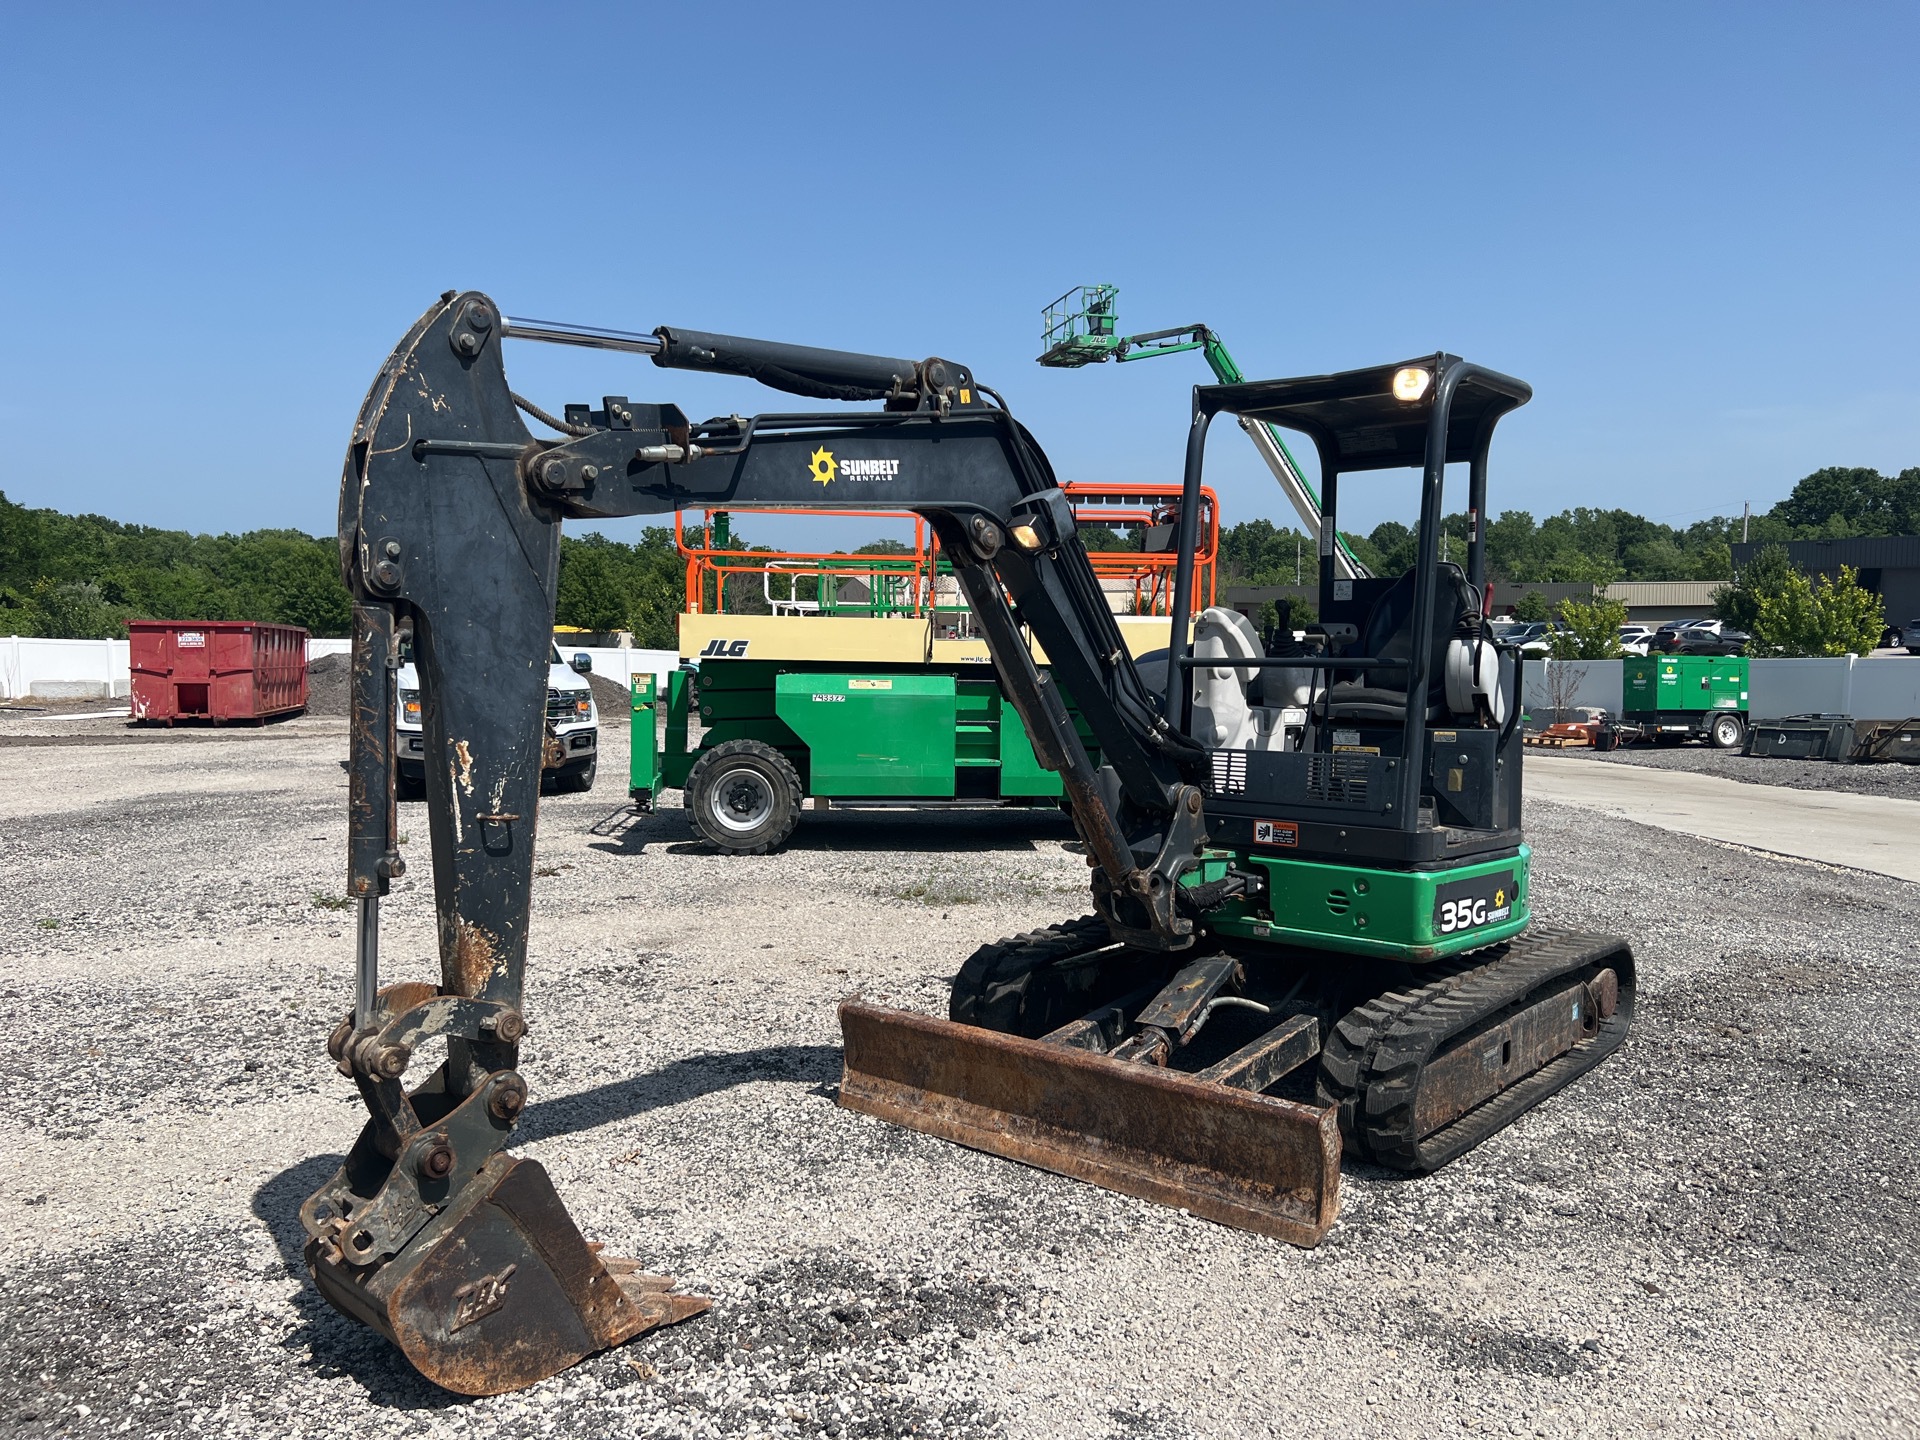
1209, 750, 1249, 796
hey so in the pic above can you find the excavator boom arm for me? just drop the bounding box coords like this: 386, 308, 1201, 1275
305, 291, 1212, 1393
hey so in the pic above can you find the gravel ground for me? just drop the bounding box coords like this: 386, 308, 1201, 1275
1573, 740, 1920, 800
4, 710, 1918, 1438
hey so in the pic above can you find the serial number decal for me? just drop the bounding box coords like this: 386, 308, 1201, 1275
1433, 869, 1515, 936
811, 693, 846, 703
1253, 820, 1299, 847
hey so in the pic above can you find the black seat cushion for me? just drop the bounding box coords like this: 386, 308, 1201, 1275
1329, 563, 1480, 715
1322, 685, 1448, 725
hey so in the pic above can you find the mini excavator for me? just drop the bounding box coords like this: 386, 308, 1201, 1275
304, 292, 1633, 1395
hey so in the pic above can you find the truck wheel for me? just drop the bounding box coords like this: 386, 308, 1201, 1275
555, 759, 596, 794
1709, 713, 1745, 750
685, 740, 801, 853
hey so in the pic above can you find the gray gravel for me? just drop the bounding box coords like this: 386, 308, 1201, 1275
1576, 740, 1920, 799
305, 652, 351, 717
4, 711, 1919, 1438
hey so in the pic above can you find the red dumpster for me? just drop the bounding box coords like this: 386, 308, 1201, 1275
129, 620, 309, 724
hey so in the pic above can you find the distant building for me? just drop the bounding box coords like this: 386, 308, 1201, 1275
1489, 582, 1595, 618
1227, 581, 1604, 621
1601, 581, 1724, 626
1223, 577, 1761, 627
1731, 537, 1920, 625
1222, 584, 1316, 622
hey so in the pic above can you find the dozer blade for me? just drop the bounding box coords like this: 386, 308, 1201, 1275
837, 1001, 1340, 1246
306, 1154, 708, 1396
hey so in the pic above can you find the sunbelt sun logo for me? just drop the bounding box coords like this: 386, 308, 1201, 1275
808, 447, 898, 486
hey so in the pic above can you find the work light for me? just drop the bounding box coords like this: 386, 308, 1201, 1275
1392, 367, 1431, 402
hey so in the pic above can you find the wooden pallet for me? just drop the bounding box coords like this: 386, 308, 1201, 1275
1525, 723, 1599, 749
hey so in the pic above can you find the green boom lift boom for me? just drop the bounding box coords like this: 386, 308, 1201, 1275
1039, 283, 1367, 581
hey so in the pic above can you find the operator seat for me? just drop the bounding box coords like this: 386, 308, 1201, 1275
1324, 564, 1498, 725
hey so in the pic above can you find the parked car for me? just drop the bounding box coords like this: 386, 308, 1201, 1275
1497, 621, 1551, 654
1673, 626, 1749, 657
1617, 624, 1654, 656
1903, 618, 1920, 656
1652, 618, 1720, 652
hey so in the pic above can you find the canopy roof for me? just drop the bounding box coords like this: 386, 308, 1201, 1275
1195, 355, 1531, 474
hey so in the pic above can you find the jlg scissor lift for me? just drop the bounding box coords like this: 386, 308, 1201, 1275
628, 483, 1219, 852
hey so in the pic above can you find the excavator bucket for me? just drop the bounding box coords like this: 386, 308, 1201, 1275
305, 1154, 708, 1397
837, 1001, 1340, 1246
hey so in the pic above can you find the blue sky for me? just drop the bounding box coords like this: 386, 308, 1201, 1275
2, 3, 1915, 551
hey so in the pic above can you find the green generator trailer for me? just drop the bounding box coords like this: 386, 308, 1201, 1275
1614, 653, 1750, 748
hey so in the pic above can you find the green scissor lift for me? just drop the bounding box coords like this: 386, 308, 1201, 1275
626, 526, 1145, 852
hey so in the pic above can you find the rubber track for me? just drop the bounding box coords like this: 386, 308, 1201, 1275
1316, 925, 1636, 1173
948, 915, 1125, 1037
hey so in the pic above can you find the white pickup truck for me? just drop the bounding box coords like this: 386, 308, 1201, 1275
395, 643, 599, 798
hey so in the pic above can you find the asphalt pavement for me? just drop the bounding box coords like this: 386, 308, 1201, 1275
1527, 751, 1920, 882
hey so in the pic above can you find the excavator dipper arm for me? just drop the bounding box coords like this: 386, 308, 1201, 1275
304, 291, 1217, 1393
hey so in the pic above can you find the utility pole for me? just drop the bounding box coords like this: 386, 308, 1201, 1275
1295, 533, 1301, 586
1742, 502, 1749, 545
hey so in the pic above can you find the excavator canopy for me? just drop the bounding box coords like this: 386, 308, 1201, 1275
1196, 356, 1531, 472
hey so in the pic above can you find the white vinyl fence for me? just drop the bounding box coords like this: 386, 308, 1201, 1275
1521, 658, 1624, 719
2, 635, 684, 701
1755, 656, 1920, 720
570, 647, 681, 687
0, 636, 132, 699
12, 634, 1920, 720
1524, 655, 1920, 723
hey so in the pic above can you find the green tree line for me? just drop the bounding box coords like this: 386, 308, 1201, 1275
1, 490, 352, 638
4, 463, 1913, 641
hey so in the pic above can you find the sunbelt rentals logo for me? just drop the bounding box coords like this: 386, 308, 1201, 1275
807, 446, 898, 487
